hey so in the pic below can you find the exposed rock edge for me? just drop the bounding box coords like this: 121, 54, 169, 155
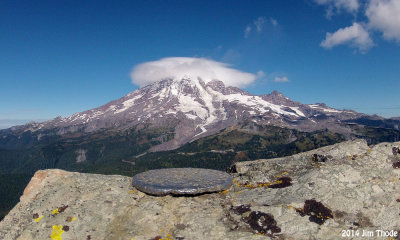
1, 139, 399, 240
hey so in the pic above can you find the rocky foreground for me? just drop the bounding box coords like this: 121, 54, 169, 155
1, 139, 400, 240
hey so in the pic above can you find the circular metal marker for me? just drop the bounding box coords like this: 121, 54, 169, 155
132, 168, 233, 195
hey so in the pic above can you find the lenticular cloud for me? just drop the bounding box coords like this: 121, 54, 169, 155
130, 57, 256, 88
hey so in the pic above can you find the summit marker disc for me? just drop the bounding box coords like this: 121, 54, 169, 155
132, 168, 233, 195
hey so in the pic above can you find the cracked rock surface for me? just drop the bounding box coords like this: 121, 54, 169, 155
1, 139, 400, 239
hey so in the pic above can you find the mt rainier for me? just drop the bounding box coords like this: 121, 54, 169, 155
3, 76, 399, 151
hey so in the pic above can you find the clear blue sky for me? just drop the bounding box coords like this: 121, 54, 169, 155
1, 0, 400, 129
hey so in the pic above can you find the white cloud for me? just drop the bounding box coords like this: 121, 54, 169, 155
256, 70, 266, 79
320, 22, 374, 52
221, 49, 241, 64
130, 57, 257, 88
366, 0, 400, 42
244, 16, 277, 38
274, 76, 289, 82
316, 0, 400, 52
270, 18, 278, 27
244, 25, 252, 38
254, 17, 266, 33
314, 0, 359, 17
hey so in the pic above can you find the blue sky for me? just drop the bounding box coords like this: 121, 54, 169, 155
1, 0, 400, 129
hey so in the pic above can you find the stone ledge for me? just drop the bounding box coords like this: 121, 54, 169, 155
0, 139, 399, 240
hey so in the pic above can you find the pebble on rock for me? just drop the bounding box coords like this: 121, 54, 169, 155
132, 168, 233, 195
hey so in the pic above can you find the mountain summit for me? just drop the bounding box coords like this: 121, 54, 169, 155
1, 77, 400, 220
2, 77, 399, 151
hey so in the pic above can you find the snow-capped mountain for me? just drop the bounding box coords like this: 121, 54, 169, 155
3, 77, 400, 150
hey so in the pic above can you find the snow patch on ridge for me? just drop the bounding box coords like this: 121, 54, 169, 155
177, 94, 208, 120
323, 108, 342, 113
290, 107, 305, 117
185, 113, 198, 120
115, 94, 144, 114
209, 89, 297, 117
308, 104, 342, 113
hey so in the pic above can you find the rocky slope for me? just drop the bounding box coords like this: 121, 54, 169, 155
2, 77, 399, 151
1, 139, 400, 240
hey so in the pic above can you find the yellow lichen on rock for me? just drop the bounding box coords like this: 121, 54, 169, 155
50, 225, 64, 240
34, 216, 43, 222
51, 208, 60, 215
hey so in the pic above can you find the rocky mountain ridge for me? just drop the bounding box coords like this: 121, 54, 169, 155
1, 139, 399, 240
2, 77, 399, 151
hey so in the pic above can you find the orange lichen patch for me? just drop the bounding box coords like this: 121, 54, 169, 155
258, 182, 273, 187
50, 225, 65, 240
237, 177, 292, 189
277, 171, 288, 178
129, 190, 135, 194
221, 190, 228, 194
269, 177, 292, 188
237, 183, 257, 189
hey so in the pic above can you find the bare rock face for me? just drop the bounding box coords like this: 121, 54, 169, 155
1, 139, 400, 239
20, 169, 73, 203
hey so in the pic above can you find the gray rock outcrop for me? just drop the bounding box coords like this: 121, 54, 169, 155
1, 139, 400, 239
